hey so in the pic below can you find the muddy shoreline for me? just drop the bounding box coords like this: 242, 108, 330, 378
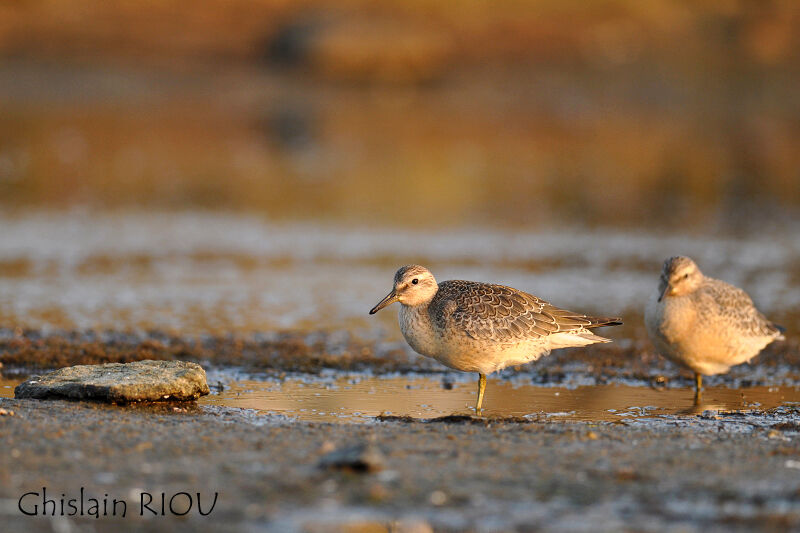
2, 397, 800, 532
3, 328, 799, 389
1, 329, 800, 531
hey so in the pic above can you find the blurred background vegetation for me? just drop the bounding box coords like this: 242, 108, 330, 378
0, 0, 798, 231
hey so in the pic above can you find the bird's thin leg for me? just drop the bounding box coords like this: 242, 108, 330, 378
694, 372, 703, 404
476, 373, 486, 415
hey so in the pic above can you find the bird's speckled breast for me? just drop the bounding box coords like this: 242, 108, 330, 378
398, 304, 440, 358
645, 290, 696, 349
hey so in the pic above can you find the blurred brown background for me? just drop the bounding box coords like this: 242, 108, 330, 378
0, 0, 798, 231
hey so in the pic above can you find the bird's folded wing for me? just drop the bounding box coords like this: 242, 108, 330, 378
702, 280, 783, 338
434, 281, 594, 342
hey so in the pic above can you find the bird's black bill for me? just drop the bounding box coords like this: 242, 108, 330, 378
657, 282, 669, 302
369, 290, 398, 314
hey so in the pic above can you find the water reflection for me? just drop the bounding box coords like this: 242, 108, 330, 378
3, 373, 796, 422
0, 377, 17, 399
200, 376, 800, 423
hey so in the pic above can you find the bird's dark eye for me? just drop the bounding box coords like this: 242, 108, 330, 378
683, 274, 689, 279
412, 278, 419, 285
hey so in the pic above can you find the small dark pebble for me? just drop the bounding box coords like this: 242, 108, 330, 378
771, 421, 800, 431
318, 444, 385, 473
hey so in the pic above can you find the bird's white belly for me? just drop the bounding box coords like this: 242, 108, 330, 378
399, 305, 549, 375
435, 337, 551, 375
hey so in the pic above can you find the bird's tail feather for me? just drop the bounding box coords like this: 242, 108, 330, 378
548, 331, 612, 349
585, 316, 623, 328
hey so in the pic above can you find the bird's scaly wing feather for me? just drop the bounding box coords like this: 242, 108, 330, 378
429, 280, 620, 343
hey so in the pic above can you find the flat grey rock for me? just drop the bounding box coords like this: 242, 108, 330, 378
14, 360, 210, 402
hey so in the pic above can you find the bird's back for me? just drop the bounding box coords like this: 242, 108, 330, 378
695, 278, 783, 340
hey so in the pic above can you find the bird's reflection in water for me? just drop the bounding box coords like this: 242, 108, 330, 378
200, 376, 800, 423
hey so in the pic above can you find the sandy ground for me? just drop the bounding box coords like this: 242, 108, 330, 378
2, 395, 800, 533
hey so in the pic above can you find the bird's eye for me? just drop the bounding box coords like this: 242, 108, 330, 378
683, 274, 689, 279
412, 278, 419, 285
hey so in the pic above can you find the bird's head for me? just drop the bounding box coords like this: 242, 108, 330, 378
659, 256, 703, 301
369, 265, 438, 314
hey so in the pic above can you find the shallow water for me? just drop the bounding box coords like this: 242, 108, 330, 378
201, 376, 800, 422
4, 373, 798, 422
0, 377, 16, 399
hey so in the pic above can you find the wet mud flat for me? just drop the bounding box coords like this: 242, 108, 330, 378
2, 327, 799, 389
0, 331, 800, 531
2, 398, 800, 532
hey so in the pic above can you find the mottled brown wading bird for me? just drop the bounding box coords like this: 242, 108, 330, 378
645, 256, 785, 402
369, 265, 623, 415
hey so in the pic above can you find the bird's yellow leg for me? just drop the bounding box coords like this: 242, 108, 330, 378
694, 373, 703, 403
476, 373, 486, 415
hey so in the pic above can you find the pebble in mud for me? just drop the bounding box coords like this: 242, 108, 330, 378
14, 360, 210, 402
318, 443, 386, 473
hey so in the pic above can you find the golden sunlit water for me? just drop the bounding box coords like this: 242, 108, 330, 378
5, 374, 798, 422
199, 377, 800, 422
0, 377, 17, 399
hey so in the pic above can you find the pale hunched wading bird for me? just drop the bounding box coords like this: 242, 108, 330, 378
645, 256, 785, 400
369, 265, 623, 414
